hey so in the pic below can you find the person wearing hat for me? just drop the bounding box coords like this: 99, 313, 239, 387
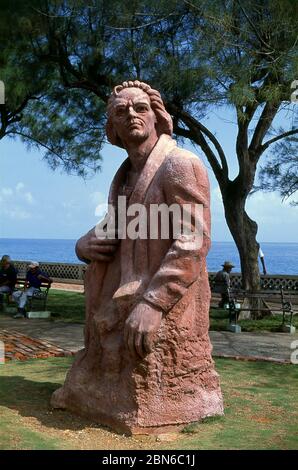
12, 261, 52, 318
213, 261, 235, 308
0, 255, 17, 310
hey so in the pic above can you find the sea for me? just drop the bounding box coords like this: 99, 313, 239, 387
0, 238, 297, 275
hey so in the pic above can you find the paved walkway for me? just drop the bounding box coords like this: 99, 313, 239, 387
210, 330, 297, 363
0, 316, 84, 352
52, 282, 84, 293
0, 329, 74, 361
0, 314, 297, 363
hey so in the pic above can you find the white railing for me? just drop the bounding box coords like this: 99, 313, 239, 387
13, 260, 87, 284
12, 260, 298, 289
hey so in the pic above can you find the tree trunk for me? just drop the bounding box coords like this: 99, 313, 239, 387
223, 192, 265, 319
171, 104, 274, 319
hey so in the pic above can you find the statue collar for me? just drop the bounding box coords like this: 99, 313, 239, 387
108, 134, 176, 206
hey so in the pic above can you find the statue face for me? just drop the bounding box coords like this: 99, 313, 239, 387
111, 88, 157, 145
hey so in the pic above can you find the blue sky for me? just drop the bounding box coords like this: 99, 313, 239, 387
0, 107, 297, 242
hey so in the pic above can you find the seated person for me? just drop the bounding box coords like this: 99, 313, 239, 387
0, 255, 17, 310
13, 261, 52, 318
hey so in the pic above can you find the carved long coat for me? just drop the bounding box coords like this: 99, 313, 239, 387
51, 134, 223, 434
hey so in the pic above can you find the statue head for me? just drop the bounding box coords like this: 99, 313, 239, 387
106, 80, 173, 148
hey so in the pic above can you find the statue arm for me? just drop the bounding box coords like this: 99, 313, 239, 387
143, 153, 211, 313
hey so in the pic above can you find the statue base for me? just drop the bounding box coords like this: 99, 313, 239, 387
51, 347, 224, 436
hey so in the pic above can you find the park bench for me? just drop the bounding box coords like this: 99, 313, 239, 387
5, 277, 51, 317
211, 287, 297, 333
226, 287, 297, 333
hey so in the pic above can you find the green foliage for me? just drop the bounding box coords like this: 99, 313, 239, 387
258, 116, 298, 204
0, 0, 297, 192
15, 87, 105, 176
228, 83, 256, 107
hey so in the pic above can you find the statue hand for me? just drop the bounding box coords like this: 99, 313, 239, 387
124, 301, 163, 359
76, 235, 119, 263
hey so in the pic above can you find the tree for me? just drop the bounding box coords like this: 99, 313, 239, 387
258, 114, 298, 205
1, 0, 298, 308
0, 30, 39, 141
0, 0, 103, 176
0, 1, 49, 138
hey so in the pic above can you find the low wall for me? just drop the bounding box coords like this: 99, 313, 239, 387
13, 260, 86, 285
13, 260, 298, 290
209, 272, 298, 291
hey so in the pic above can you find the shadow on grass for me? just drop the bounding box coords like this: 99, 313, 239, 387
0, 374, 103, 432
1, 356, 297, 449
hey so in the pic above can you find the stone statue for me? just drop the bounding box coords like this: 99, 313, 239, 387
51, 80, 223, 434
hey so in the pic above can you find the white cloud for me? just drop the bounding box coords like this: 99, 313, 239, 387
15, 183, 35, 204
90, 191, 108, 218
62, 201, 74, 209
61, 200, 81, 210
24, 192, 34, 204
0, 182, 35, 205
210, 185, 298, 242
90, 191, 106, 205
246, 191, 298, 241
95, 203, 108, 218
2, 207, 31, 220
0, 184, 35, 205
1, 187, 13, 197
16, 182, 25, 193
0, 183, 36, 222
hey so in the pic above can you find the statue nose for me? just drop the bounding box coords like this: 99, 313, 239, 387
127, 106, 137, 116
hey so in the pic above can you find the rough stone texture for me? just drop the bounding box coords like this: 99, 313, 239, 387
51, 81, 223, 434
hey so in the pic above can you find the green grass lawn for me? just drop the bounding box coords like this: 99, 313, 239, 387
47, 289, 297, 333
0, 357, 297, 450
47, 289, 85, 323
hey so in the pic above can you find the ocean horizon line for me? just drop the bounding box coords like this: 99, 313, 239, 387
1, 238, 296, 274
0, 237, 297, 244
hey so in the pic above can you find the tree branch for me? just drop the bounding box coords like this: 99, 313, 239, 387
235, 0, 273, 53
235, 102, 258, 165
168, 103, 229, 181
10, 95, 37, 117
174, 125, 192, 140
248, 102, 278, 157
261, 128, 298, 151
0, 105, 8, 138
39, 35, 111, 103
105, 12, 178, 30
10, 130, 70, 163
